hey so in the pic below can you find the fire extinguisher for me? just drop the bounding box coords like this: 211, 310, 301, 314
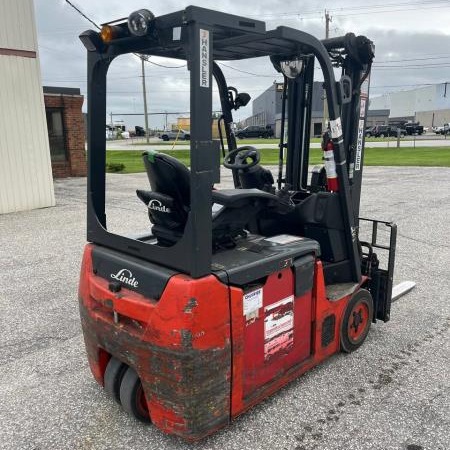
321, 131, 339, 192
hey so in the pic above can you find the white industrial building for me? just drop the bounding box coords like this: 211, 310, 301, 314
369, 83, 450, 127
0, 0, 55, 214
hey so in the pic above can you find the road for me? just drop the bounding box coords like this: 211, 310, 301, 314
107, 136, 450, 151
0, 167, 449, 450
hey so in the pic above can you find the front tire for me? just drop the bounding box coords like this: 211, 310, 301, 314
340, 289, 373, 353
119, 367, 151, 423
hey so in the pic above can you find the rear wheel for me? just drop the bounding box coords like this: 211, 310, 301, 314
119, 367, 151, 423
340, 289, 373, 353
104, 357, 128, 403
380, 133, 385, 138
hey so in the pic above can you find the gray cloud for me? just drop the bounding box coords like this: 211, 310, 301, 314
34, 0, 450, 128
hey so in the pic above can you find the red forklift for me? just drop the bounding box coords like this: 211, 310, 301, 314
78, 6, 397, 441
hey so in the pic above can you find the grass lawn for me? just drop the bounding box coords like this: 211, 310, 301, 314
132, 136, 414, 145
106, 146, 450, 173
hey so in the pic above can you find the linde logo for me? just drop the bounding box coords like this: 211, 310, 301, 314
148, 199, 171, 213
110, 269, 139, 288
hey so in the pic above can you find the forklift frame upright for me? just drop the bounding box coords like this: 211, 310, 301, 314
82, 6, 368, 281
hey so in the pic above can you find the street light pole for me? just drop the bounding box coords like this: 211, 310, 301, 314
141, 55, 150, 143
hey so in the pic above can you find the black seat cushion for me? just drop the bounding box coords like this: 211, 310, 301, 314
142, 151, 190, 208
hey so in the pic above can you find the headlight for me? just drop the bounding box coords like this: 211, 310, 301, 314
127, 9, 155, 36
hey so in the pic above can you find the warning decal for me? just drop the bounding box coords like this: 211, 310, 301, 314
264, 296, 294, 360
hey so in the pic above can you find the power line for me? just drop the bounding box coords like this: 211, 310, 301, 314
374, 55, 450, 64
247, 0, 450, 18
64, 0, 100, 30
144, 60, 186, 69
218, 62, 276, 77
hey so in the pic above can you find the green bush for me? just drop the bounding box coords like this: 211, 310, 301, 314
106, 162, 126, 172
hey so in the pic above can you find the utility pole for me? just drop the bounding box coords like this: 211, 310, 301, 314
322, 9, 332, 133
140, 55, 150, 143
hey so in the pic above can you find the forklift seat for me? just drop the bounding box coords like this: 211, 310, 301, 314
137, 152, 190, 245
137, 151, 293, 247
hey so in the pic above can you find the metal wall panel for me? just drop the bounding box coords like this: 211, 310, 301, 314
0, 0, 37, 51
0, 0, 55, 214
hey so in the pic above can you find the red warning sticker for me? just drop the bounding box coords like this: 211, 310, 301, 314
264, 296, 294, 360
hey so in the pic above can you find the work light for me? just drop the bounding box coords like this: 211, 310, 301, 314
280, 58, 304, 79
128, 9, 155, 36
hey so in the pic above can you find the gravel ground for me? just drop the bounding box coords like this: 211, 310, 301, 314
0, 167, 449, 450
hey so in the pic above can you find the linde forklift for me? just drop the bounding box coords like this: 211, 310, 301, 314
78, 6, 398, 441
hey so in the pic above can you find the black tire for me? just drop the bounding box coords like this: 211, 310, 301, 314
119, 367, 151, 423
161, 135, 169, 141
400, 133, 405, 138
237, 133, 244, 139
104, 357, 128, 403
365, 132, 371, 137
340, 289, 373, 353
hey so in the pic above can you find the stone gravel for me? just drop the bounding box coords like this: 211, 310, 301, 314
0, 166, 449, 450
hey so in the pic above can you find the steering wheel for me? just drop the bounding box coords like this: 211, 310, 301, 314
223, 146, 261, 170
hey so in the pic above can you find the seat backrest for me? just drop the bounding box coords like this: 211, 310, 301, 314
142, 151, 190, 207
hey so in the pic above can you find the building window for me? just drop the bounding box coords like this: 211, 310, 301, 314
46, 108, 66, 161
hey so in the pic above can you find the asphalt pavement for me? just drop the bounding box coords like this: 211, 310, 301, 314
0, 167, 449, 450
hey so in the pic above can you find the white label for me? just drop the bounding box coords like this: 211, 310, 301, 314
330, 117, 343, 139
360, 97, 367, 117
355, 119, 365, 171
200, 29, 209, 88
243, 288, 263, 315
173, 27, 181, 41
361, 76, 370, 95
264, 234, 303, 245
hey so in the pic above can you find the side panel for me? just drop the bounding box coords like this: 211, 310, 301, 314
230, 261, 353, 417
242, 268, 312, 398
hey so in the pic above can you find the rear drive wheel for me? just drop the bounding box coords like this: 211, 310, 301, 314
104, 357, 128, 403
340, 289, 373, 353
120, 367, 151, 423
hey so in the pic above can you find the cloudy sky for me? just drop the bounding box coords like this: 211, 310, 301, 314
34, 0, 450, 129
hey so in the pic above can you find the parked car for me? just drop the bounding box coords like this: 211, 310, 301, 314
135, 125, 146, 136
403, 122, 424, 135
159, 129, 190, 141
432, 126, 444, 134
372, 125, 406, 138
365, 126, 375, 137
432, 124, 450, 135
236, 125, 274, 139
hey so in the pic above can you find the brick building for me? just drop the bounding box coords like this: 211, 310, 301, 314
43, 86, 86, 178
